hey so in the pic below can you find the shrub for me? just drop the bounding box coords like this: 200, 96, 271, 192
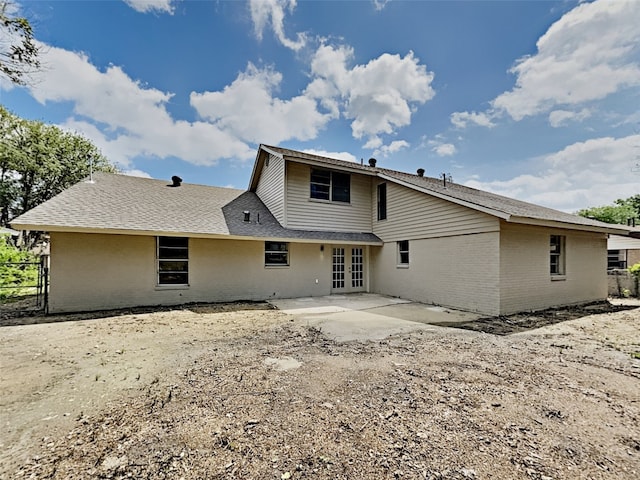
0, 236, 39, 300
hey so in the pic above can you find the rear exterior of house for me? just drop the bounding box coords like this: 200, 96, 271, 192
11, 144, 628, 315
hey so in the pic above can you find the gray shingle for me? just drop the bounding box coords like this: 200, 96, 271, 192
11, 172, 382, 244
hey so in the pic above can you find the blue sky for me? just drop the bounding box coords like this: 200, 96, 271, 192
1, 0, 639, 213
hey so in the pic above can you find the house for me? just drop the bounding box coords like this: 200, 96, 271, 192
10, 144, 630, 315
607, 231, 640, 269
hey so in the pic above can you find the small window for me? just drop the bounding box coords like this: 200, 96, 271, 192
310, 168, 350, 203
265, 241, 289, 266
377, 183, 387, 221
607, 249, 627, 270
157, 237, 188, 285
550, 235, 565, 275
397, 240, 409, 266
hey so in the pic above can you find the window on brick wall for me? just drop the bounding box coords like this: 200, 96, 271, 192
397, 240, 409, 267
157, 236, 189, 285
265, 241, 289, 266
550, 235, 565, 276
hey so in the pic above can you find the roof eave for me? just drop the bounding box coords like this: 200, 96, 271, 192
10, 223, 384, 245
377, 173, 511, 220
282, 155, 377, 176
248, 145, 285, 191
506, 216, 631, 235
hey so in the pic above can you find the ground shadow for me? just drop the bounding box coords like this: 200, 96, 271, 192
429, 301, 638, 335
0, 297, 275, 327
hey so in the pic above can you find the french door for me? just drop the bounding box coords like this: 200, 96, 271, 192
331, 246, 365, 293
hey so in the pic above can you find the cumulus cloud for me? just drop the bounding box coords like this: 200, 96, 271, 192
464, 134, 640, 212
29, 44, 254, 167
548, 108, 591, 128
450, 110, 495, 129
302, 149, 358, 163
190, 63, 332, 144
432, 143, 456, 157
122, 169, 153, 178
374, 140, 410, 157
249, 0, 306, 51
307, 44, 435, 143
123, 0, 176, 14
492, 0, 640, 121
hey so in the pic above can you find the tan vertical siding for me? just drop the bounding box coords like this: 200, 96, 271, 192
499, 223, 608, 314
49, 232, 332, 313
373, 181, 499, 241
285, 162, 372, 232
370, 233, 501, 315
256, 153, 285, 224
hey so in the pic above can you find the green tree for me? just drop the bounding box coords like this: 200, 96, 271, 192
577, 195, 640, 225
0, 106, 117, 226
0, 1, 39, 85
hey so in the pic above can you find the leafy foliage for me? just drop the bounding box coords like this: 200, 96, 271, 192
577, 195, 640, 225
629, 263, 640, 279
0, 1, 39, 85
0, 235, 38, 299
0, 106, 117, 226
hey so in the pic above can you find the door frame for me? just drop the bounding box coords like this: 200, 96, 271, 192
330, 245, 368, 294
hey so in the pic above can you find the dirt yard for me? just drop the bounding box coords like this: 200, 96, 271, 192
1, 299, 639, 479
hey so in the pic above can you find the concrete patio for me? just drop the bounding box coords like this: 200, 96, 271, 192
269, 293, 481, 342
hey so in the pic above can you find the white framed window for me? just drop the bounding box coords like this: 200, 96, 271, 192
265, 241, 289, 266
310, 168, 350, 203
157, 236, 189, 285
550, 235, 565, 276
397, 240, 409, 267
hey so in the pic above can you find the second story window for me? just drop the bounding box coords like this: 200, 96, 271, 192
310, 169, 350, 203
377, 183, 387, 220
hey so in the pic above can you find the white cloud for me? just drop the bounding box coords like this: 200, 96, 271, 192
29, 44, 254, 167
249, 0, 306, 51
123, 0, 176, 14
464, 134, 640, 212
492, 0, 640, 121
190, 63, 332, 144
432, 143, 456, 157
363, 137, 383, 150
307, 44, 435, 142
302, 149, 358, 163
548, 108, 591, 127
122, 169, 152, 178
372, 0, 391, 11
375, 140, 410, 157
450, 110, 495, 129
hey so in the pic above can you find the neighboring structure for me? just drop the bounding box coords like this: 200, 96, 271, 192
607, 231, 640, 269
0, 226, 19, 237
11, 145, 630, 315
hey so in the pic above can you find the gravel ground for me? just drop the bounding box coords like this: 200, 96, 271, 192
1, 300, 639, 479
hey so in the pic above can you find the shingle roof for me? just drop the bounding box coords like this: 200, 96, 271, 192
11, 172, 381, 244
259, 144, 630, 234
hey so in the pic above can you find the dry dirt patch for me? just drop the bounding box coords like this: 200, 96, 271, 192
1, 303, 639, 479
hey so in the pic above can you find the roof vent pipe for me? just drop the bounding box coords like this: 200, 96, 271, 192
368, 158, 377, 167
171, 175, 182, 187
417, 168, 425, 177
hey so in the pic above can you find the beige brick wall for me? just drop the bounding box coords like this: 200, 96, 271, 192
628, 249, 640, 267
369, 232, 501, 315
49, 233, 333, 313
499, 223, 608, 314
